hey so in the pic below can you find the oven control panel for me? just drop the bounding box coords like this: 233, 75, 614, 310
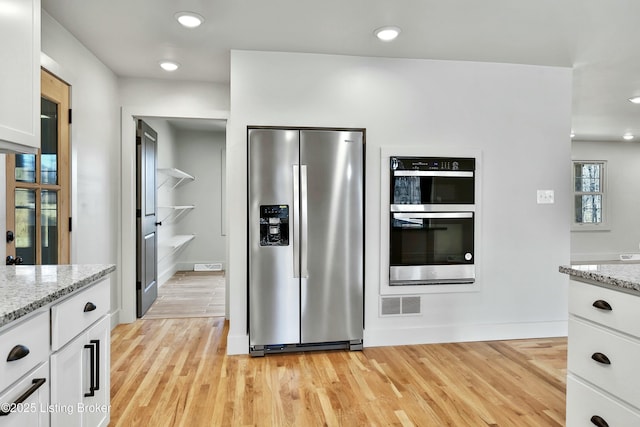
391, 156, 475, 172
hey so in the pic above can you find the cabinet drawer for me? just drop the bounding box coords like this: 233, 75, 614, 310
569, 280, 640, 337
51, 277, 110, 351
0, 362, 50, 427
567, 375, 640, 427
568, 318, 640, 408
0, 312, 49, 392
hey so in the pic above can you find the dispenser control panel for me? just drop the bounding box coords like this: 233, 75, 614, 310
259, 205, 289, 246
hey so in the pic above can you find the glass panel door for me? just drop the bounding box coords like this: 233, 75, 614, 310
5, 69, 70, 265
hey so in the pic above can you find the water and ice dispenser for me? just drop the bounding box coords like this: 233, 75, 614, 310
259, 205, 289, 246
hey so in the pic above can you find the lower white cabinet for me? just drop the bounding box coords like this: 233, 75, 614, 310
50, 316, 110, 427
0, 362, 50, 426
50, 278, 111, 427
567, 280, 640, 426
567, 375, 640, 426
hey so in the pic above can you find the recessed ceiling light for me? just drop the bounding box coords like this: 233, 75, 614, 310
629, 96, 640, 104
623, 133, 634, 140
374, 26, 401, 42
159, 61, 180, 72
175, 11, 204, 28
570, 131, 575, 138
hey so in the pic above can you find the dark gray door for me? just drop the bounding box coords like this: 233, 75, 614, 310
136, 120, 158, 317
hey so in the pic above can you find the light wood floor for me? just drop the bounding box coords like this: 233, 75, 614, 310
143, 271, 225, 319
110, 318, 567, 426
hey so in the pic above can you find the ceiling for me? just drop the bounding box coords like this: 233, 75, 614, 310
42, 0, 640, 142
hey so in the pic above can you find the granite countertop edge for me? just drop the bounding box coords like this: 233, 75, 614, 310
559, 264, 640, 293
0, 264, 116, 329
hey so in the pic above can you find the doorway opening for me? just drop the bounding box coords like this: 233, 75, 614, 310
134, 116, 227, 319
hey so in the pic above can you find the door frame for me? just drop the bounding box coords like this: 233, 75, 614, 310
118, 107, 229, 324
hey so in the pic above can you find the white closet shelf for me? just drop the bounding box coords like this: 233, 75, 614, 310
157, 168, 195, 188
166, 234, 195, 249
158, 205, 195, 222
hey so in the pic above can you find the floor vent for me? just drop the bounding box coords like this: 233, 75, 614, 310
194, 263, 223, 271
380, 296, 421, 316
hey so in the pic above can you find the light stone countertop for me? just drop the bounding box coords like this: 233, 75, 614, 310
559, 263, 640, 294
0, 264, 116, 328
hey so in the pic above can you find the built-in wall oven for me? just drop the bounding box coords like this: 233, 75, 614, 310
389, 156, 476, 285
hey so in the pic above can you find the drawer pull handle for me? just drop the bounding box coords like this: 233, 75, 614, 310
591, 352, 611, 365
84, 302, 97, 312
592, 300, 612, 311
0, 378, 46, 416
590, 415, 609, 427
6, 344, 29, 362
84, 339, 101, 397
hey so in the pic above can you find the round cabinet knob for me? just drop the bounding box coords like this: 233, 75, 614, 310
465, 253, 473, 261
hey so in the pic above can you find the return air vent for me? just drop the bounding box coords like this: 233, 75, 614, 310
380, 296, 421, 316
194, 263, 223, 271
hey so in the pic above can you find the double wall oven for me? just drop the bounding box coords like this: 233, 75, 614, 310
389, 156, 476, 285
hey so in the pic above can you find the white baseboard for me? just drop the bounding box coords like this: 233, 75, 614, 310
224, 321, 567, 355
158, 264, 179, 286
363, 320, 568, 348
109, 309, 121, 329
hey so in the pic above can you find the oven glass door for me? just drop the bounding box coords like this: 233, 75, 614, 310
391, 171, 474, 207
390, 212, 474, 267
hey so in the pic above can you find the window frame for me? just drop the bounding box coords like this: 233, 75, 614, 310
572, 160, 609, 231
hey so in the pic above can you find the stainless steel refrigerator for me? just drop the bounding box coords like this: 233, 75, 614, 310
248, 127, 364, 356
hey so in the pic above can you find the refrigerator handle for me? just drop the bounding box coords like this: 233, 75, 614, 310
292, 165, 300, 278
300, 165, 309, 278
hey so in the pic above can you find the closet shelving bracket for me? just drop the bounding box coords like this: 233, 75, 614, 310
157, 168, 195, 189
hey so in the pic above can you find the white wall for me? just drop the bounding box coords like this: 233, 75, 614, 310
39, 12, 120, 321
119, 78, 229, 112
227, 50, 572, 354
571, 140, 640, 261
173, 128, 227, 271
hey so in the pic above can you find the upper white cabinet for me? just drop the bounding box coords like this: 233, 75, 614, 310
0, 0, 41, 153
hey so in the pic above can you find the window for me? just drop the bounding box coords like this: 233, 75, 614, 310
573, 161, 606, 228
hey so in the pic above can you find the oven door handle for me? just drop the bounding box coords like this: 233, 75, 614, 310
393, 212, 473, 219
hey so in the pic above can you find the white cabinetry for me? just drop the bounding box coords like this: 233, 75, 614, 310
566, 280, 640, 426
50, 278, 111, 427
0, 0, 41, 153
0, 311, 50, 426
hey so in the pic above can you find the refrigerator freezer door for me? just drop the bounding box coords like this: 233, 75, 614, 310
299, 130, 364, 343
248, 129, 300, 347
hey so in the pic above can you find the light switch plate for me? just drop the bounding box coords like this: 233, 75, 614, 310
537, 190, 554, 204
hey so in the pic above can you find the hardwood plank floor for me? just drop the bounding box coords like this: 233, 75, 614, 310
110, 318, 566, 426
143, 271, 225, 319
